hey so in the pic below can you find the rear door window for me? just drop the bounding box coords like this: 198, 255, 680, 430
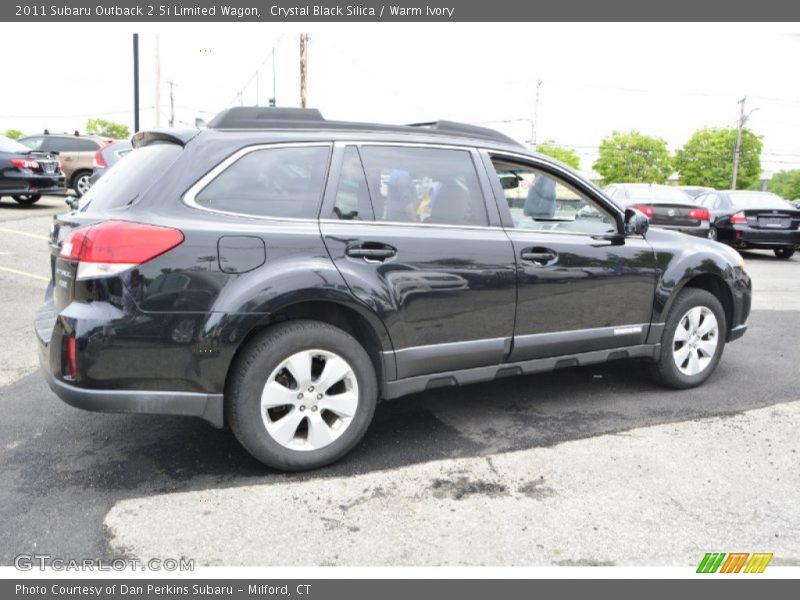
193, 145, 330, 219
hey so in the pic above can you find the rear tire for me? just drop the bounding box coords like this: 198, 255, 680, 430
12, 194, 42, 205
774, 247, 795, 259
227, 320, 378, 471
650, 288, 726, 389
71, 171, 92, 198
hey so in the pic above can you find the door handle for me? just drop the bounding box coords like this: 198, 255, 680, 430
346, 243, 397, 263
520, 247, 558, 266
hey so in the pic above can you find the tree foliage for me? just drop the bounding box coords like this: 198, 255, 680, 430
4, 129, 23, 139
86, 118, 130, 140
674, 127, 762, 190
593, 130, 673, 184
768, 170, 800, 200
536, 140, 581, 170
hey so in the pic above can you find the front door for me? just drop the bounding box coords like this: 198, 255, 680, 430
320, 144, 517, 379
482, 152, 658, 362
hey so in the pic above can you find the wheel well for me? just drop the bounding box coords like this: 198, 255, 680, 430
682, 274, 734, 332
70, 169, 92, 185
224, 301, 386, 399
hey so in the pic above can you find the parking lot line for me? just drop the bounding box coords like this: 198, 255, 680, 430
0, 265, 49, 282
0, 227, 49, 241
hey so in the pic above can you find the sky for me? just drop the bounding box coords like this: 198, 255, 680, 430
1, 22, 799, 175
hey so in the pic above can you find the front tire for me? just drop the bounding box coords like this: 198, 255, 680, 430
650, 288, 726, 389
227, 320, 378, 471
12, 194, 42, 205
774, 247, 795, 259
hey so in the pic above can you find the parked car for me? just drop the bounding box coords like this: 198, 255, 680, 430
605, 183, 710, 237
18, 132, 115, 197
0, 134, 65, 205
37, 107, 751, 471
696, 190, 800, 258
89, 140, 133, 185
678, 185, 714, 199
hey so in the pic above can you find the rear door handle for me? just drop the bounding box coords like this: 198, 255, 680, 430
346, 243, 397, 263
520, 247, 558, 266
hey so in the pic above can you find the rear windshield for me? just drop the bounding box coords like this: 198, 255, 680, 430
0, 135, 29, 153
79, 143, 182, 212
728, 192, 794, 210
624, 185, 693, 204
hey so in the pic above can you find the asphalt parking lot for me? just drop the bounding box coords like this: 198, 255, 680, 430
1, 195, 798, 566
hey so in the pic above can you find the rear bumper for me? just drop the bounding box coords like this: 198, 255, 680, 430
35, 300, 224, 428
1, 172, 66, 195
720, 226, 800, 248
653, 224, 710, 238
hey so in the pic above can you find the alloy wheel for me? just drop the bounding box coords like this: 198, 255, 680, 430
672, 306, 719, 376
260, 349, 359, 451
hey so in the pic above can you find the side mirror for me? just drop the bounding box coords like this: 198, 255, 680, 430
65, 195, 79, 210
624, 207, 649, 236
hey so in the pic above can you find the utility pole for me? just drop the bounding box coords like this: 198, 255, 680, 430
532, 79, 543, 150
731, 97, 747, 190
271, 44, 277, 106
154, 34, 161, 126
300, 33, 308, 108
167, 81, 176, 127
133, 34, 140, 133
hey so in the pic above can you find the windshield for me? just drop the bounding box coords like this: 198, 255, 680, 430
0, 135, 30, 153
624, 185, 694, 204
728, 192, 794, 210
79, 143, 182, 212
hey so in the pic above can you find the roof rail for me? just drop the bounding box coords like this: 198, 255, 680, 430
205, 106, 523, 148
406, 120, 521, 147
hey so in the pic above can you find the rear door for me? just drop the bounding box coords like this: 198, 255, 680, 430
481, 152, 658, 361
319, 143, 517, 379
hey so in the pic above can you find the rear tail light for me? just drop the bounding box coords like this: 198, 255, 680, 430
688, 208, 710, 221
11, 157, 39, 170
60, 221, 184, 280
92, 149, 107, 169
730, 211, 747, 224
631, 204, 654, 218
67, 337, 78, 379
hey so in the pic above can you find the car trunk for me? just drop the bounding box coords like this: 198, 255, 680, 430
647, 203, 705, 227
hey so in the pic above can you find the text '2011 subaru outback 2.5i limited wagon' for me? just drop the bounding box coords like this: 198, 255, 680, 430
37, 107, 752, 471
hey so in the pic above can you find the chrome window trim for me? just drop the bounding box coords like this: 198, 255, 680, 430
182, 141, 334, 221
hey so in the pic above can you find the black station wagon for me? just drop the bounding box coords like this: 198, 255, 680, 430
37, 107, 752, 470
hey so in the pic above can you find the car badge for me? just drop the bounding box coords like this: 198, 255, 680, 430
668, 209, 675, 216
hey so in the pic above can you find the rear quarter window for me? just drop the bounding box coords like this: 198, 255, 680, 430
79, 143, 183, 212
192, 145, 331, 219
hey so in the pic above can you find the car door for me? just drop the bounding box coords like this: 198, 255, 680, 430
481, 151, 658, 362
319, 143, 517, 380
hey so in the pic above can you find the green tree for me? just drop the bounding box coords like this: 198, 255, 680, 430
4, 128, 24, 140
593, 130, 673, 184
85, 118, 130, 140
536, 140, 580, 170
674, 127, 763, 190
767, 170, 800, 200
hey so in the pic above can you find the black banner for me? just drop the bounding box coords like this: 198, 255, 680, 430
2, 0, 800, 22
4, 579, 797, 600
